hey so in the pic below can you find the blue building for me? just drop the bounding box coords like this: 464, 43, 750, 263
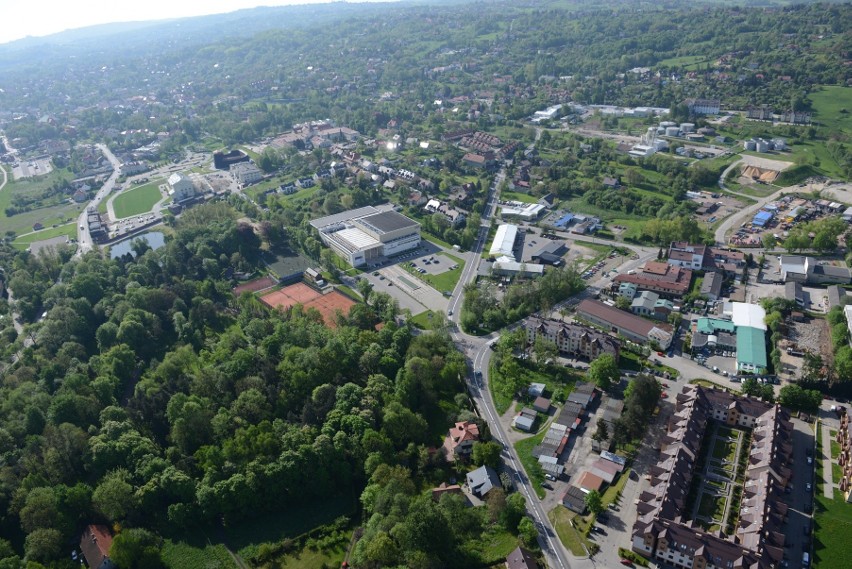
752, 210, 773, 227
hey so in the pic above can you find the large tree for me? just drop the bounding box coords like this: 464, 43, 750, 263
587, 353, 619, 391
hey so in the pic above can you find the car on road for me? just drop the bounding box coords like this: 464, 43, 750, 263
807, 456, 813, 465
620, 560, 633, 566
448, 310, 453, 316
806, 482, 812, 492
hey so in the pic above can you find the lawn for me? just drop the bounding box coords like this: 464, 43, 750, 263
697, 493, 726, 522
400, 252, 465, 293
463, 525, 520, 565
113, 180, 164, 218
601, 468, 631, 507
410, 309, 441, 329
276, 542, 347, 569
13, 222, 77, 249
548, 506, 591, 556
814, 493, 852, 569
514, 430, 547, 498
501, 190, 540, 204
161, 540, 236, 569
490, 360, 578, 415
711, 438, 736, 462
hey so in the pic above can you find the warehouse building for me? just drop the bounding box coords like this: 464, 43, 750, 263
489, 223, 519, 258
310, 206, 420, 267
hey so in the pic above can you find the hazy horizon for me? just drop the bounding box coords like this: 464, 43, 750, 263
0, 0, 387, 45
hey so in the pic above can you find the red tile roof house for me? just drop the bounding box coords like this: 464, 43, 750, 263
80, 524, 117, 569
442, 420, 480, 461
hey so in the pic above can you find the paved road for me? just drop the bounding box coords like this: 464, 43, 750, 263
77, 144, 121, 256
445, 167, 579, 569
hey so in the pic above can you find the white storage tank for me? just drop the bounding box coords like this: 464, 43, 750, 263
660, 121, 677, 128
665, 126, 680, 137
680, 122, 695, 133
755, 139, 769, 153
743, 139, 757, 151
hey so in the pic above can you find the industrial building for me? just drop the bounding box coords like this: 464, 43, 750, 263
489, 223, 519, 258
310, 206, 421, 267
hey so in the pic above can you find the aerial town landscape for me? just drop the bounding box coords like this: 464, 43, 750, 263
1, 0, 852, 568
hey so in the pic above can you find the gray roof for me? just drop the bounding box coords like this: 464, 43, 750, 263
358, 211, 419, 233
827, 285, 846, 308
466, 465, 500, 497
814, 264, 852, 280
532, 240, 567, 258
700, 272, 723, 297
631, 290, 660, 310
309, 206, 379, 229
785, 281, 803, 301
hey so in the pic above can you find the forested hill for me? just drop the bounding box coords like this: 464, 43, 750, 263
0, 201, 480, 565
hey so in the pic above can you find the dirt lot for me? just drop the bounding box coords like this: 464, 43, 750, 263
787, 316, 831, 361
690, 194, 746, 225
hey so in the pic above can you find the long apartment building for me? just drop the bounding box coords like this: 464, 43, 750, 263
524, 317, 620, 361
576, 299, 673, 349
632, 386, 793, 569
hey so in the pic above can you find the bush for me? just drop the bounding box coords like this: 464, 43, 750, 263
618, 548, 650, 567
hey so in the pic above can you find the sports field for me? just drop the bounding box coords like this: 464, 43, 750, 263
113, 181, 163, 218
260, 283, 356, 327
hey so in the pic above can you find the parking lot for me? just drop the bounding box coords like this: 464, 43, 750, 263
353, 243, 463, 316
11, 156, 53, 180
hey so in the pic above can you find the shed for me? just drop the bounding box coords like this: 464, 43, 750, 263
562, 485, 588, 514
513, 414, 535, 432
533, 396, 551, 414
577, 471, 605, 493
528, 382, 546, 397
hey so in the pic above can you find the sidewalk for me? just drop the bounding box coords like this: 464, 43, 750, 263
821, 423, 835, 499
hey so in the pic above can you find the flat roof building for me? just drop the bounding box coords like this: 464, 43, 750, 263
311, 207, 420, 267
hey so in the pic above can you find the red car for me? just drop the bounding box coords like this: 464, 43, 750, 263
620, 560, 633, 566
661, 392, 668, 399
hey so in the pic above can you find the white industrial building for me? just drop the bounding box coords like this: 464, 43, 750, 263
499, 201, 546, 221
492, 257, 545, 278
310, 206, 421, 267
726, 301, 767, 331
167, 172, 195, 202
489, 224, 519, 258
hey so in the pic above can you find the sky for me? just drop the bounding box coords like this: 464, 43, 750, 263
0, 0, 342, 45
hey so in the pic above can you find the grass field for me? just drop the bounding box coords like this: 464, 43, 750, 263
462, 525, 520, 565
410, 309, 440, 329
12, 222, 77, 249
814, 493, 852, 569
0, 164, 86, 236
656, 55, 713, 70
697, 493, 726, 521
161, 541, 236, 569
548, 506, 591, 556
112, 180, 164, 218
501, 190, 540, 204
514, 430, 547, 499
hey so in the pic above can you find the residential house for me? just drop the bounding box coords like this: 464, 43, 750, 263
700, 271, 723, 302
618, 282, 638, 300
443, 420, 480, 461
230, 162, 263, 185
602, 176, 620, 189
506, 546, 538, 569
297, 177, 316, 189
590, 458, 621, 484
466, 465, 501, 498
528, 383, 546, 398
80, 525, 117, 569
667, 242, 707, 270
780, 255, 852, 285
525, 317, 620, 361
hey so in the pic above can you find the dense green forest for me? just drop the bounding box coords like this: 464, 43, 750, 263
0, 202, 519, 567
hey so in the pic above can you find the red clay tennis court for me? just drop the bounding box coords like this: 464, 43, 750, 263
260, 283, 356, 327
232, 276, 278, 296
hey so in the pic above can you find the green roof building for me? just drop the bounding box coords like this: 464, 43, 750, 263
736, 327, 768, 373
696, 317, 736, 335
